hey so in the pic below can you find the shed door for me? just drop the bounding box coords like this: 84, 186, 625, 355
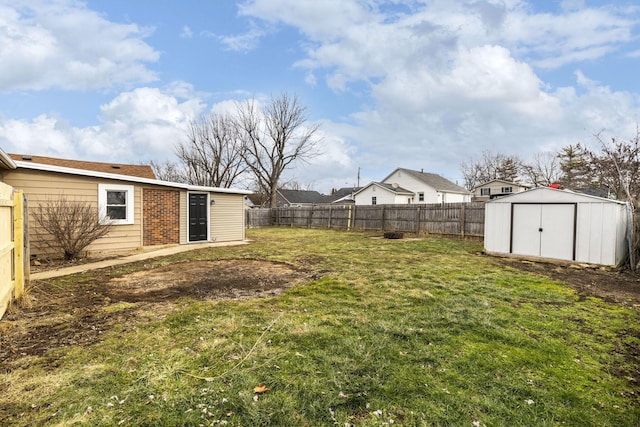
188, 194, 208, 242
511, 203, 575, 261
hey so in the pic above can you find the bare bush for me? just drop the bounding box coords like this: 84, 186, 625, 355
31, 196, 112, 260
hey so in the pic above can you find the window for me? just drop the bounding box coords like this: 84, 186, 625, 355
480, 188, 491, 196
501, 187, 513, 193
418, 192, 425, 202
98, 184, 134, 225
372, 196, 377, 205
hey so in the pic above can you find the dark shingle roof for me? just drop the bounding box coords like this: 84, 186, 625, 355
394, 168, 469, 193
278, 189, 325, 204
10, 154, 156, 179
322, 187, 361, 203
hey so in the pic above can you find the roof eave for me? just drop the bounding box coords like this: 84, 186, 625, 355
0, 149, 17, 169
13, 160, 253, 195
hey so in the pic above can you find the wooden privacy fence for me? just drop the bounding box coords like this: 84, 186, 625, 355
0, 182, 27, 320
246, 202, 485, 238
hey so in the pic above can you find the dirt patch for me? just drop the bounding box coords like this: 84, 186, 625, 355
0, 260, 313, 368
496, 256, 640, 306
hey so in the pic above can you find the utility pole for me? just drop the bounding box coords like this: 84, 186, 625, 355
357, 167, 360, 187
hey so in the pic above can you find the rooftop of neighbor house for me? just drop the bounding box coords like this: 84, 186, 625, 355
9, 153, 156, 179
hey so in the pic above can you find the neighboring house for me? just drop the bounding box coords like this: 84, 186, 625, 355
322, 187, 361, 204
353, 182, 414, 205
473, 179, 530, 201
0, 152, 252, 258
276, 189, 325, 207
354, 168, 471, 205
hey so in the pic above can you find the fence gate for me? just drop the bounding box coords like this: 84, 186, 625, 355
0, 182, 25, 320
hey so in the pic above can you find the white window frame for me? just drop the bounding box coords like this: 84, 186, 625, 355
481, 188, 491, 196
501, 187, 513, 193
98, 183, 134, 225
372, 196, 377, 205
418, 192, 425, 202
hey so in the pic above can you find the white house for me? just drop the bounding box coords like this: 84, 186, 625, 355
484, 187, 630, 266
473, 179, 530, 201
354, 168, 471, 205
353, 182, 414, 205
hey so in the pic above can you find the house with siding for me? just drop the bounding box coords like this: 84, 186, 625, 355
276, 189, 325, 207
473, 179, 530, 201
354, 168, 471, 205
1, 153, 251, 258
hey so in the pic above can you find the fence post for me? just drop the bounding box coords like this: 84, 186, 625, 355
381, 205, 386, 231
13, 190, 24, 299
347, 205, 352, 231
460, 203, 466, 238
23, 196, 29, 285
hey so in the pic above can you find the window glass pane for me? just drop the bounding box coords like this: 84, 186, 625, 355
107, 191, 126, 205
107, 206, 127, 220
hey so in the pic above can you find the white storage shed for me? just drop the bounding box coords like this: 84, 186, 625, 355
484, 187, 630, 266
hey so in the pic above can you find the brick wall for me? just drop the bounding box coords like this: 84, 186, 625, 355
143, 188, 180, 246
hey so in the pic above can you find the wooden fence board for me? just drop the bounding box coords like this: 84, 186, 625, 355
0, 185, 26, 320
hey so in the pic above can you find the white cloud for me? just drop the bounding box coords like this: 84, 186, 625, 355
230, 0, 640, 186
180, 25, 193, 39
0, 0, 159, 91
0, 84, 206, 162
218, 21, 268, 52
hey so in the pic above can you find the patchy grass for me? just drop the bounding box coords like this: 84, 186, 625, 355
1, 228, 638, 426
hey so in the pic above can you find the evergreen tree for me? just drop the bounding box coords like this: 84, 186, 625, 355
557, 143, 593, 189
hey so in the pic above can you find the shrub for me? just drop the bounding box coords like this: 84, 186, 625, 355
31, 196, 112, 260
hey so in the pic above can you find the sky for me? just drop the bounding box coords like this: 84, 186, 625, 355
0, 0, 639, 193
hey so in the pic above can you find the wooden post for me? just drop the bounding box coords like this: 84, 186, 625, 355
460, 203, 466, 238
328, 206, 332, 229
13, 190, 24, 299
347, 205, 352, 231
22, 196, 29, 285
415, 206, 421, 234
381, 205, 386, 231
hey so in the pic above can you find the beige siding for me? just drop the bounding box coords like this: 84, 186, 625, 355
2, 169, 143, 257
179, 190, 188, 244
210, 193, 245, 242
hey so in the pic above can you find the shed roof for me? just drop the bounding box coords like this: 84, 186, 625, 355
9, 154, 156, 179
487, 187, 626, 205
12, 157, 252, 195
474, 179, 530, 189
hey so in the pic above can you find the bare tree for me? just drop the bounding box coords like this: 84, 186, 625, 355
591, 130, 640, 271
591, 131, 640, 200
522, 152, 562, 187
149, 160, 188, 183
460, 150, 523, 190
175, 112, 247, 188
31, 196, 113, 261
236, 93, 321, 208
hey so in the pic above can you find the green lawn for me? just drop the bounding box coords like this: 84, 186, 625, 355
2, 228, 639, 426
